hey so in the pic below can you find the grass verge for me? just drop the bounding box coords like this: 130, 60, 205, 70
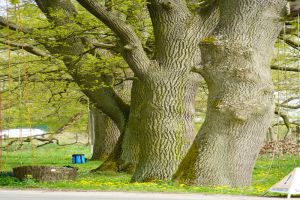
0, 143, 299, 197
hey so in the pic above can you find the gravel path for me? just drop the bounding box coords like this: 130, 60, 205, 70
0, 190, 294, 200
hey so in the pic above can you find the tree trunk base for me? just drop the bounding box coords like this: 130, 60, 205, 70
90, 161, 118, 173
90, 160, 135, 174
118, 162, 136, 174
89, 155, 109, 161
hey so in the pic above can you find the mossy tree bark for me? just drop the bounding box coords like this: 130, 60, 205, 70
95, 79, 144, 173
174, 0, 287, 187
90, 107, 120, 160
93, 79, 135, 172
118, 79, 144, 173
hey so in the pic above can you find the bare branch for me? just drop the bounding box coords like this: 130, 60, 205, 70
276, 96, 300, 110
54, 112, 84, 135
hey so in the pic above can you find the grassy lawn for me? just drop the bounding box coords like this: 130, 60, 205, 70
0, 143, 299, 197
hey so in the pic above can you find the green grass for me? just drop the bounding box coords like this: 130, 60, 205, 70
0, 143, 299, 197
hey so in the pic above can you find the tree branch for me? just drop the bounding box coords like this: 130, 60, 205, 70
92, 41, 119, 52
0, 16, 32, 34
35, 0, 130, 133
278, 35, 300, 52
0, 39, 50, 57
76, 0, 150, 76
281, 96, 300, 104
277, 103, 300, 109
76, 0, 138, 45
271, 64, 300, 72
54, 112, 84, 135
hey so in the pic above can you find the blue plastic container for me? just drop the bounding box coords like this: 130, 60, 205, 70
72, 154, 86, 164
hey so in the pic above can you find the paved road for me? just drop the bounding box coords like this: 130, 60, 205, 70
0, 190, 292, 200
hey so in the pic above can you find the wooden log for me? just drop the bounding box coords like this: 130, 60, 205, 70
13, 166, 77, 182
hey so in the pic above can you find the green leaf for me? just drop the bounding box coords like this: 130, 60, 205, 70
10, 0, 20, 5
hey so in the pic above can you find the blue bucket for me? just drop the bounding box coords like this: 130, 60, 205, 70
72, 154, 86, 164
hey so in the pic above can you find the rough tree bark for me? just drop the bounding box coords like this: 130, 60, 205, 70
128, 1, 207, 181
90, 107, 120, 160
96, 79, 144, 173
174, 0, 287, 187
92, 78, 134, 172
75, 0, 220, 181
93, 0, 150, 173
118, 79, 143, 173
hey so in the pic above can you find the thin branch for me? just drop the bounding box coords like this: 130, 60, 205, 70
55, 112, 84, 135
273, 122, 300, 126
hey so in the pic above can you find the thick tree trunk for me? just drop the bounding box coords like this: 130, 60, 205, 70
174, 50, 275, 186
93, 75, 199, 177
92, 80, 138, 173
90, 108, 120, 160
91, 131, 124, 172
118, 79, 143, 173
129, 1, 205, 182
91, 0, 204, 178
174, 0, 286, 187
89, 76, 131, 162
131, 72, 200, 181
